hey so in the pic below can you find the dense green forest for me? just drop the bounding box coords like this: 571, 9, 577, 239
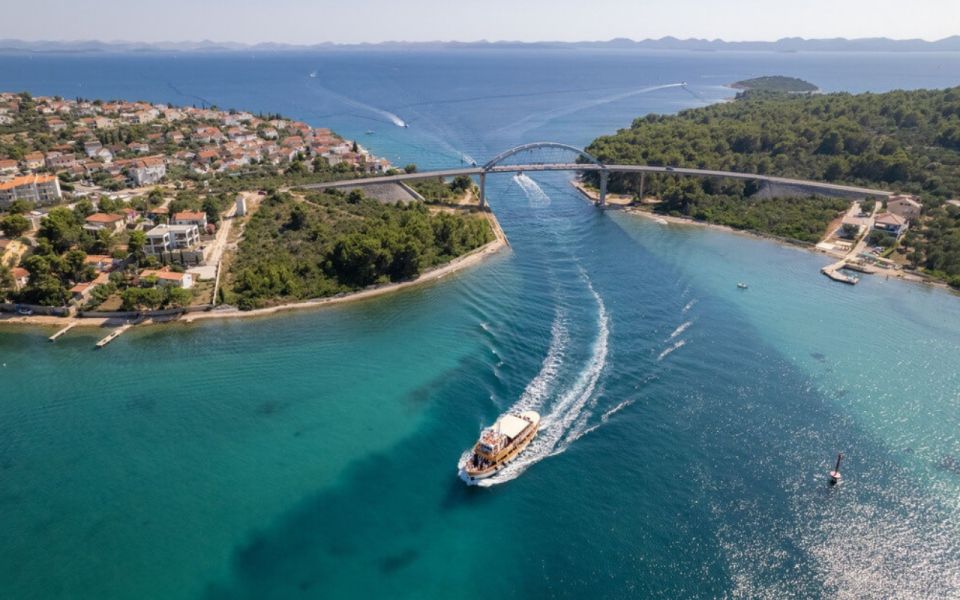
226, 190, 493, 309
585, 86, 960, 284
731, 76, 818, 93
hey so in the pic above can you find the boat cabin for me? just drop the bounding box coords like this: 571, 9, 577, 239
476, 414, 532, 460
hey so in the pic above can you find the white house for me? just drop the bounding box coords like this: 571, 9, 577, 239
140, 269, 194, 289
128, 156, 166, 186
144, 224, 200, 255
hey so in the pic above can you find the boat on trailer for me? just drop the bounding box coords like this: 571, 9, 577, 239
460, 411, 540, 482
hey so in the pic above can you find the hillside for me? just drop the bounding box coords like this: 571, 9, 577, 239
585, 86, 960, 285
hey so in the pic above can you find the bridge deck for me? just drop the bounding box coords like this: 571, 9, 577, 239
299, 164, 892, 198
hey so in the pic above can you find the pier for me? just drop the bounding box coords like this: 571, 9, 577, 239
49, 322, 77, 342
95, 323, 132, 349
821, 262, 859, 285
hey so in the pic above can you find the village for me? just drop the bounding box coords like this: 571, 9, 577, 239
0, 91, 395, 319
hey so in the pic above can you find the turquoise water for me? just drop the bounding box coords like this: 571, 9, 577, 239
2, 50, 960, 598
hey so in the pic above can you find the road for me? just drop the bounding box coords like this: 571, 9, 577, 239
299, 163, 894, 199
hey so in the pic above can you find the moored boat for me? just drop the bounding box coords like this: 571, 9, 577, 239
460, 411, 540, 482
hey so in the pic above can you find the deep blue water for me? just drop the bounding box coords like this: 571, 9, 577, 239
1, 49, 960, 598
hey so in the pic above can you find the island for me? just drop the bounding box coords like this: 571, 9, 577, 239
584, 85, 960, 289
0, 92, 502, 329
730, 76, 819, 93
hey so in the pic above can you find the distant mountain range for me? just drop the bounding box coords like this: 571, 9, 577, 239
1, 36, 959, 54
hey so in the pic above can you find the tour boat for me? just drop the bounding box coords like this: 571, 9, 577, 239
460, 411, 540, 482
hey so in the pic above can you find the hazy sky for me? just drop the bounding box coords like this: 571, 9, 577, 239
3, 0, 958, 44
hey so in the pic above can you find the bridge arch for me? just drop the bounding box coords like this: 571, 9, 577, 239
482, 141, 606, 171
479, 142, 609, 207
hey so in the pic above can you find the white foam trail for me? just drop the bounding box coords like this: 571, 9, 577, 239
513, 173, 551, 208
497, 83, 687, 136
459, 307, 571, 484
682, 299, 697, 314
667, 320, 693, 340
512, 309, 569, 413
475, 275, 609, 487
657, 339, 686, 362
383, 111, 406, 127
602, 398, 634, 421
309, 80, 407, 127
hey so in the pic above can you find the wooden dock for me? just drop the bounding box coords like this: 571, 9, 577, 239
49, 322, 77, 342
95, 324, 132, 349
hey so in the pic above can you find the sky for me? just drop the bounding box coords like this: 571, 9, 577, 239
3, 0, 958, 44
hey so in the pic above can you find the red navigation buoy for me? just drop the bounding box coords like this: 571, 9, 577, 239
828, 453, 843, 486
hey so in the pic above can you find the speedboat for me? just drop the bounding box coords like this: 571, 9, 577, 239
737, 282, 749, 289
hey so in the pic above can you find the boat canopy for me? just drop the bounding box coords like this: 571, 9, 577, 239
497, 414, 530, 440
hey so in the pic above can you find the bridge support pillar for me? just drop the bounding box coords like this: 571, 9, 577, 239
598, 170, 608, 209
638, 173, 646, 204
479, 172, 486, 208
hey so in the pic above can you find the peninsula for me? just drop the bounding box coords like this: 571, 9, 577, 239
0, 92, 501, 326
585, 85, 960, 289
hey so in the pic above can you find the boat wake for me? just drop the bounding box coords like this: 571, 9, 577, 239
496, 82, 687, 136
682, 298, 697, 314
513, 173, 551, 208
307, 79, 407, 127
657, 339, 686, 362
469, 274, 609, 487
667, 320, 693, 340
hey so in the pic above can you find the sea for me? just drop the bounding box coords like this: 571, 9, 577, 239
1, 49, 960, 599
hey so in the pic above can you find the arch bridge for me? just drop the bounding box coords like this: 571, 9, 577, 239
300, 141, 892, 207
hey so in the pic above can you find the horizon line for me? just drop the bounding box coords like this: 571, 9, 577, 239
1, 34, 959, 47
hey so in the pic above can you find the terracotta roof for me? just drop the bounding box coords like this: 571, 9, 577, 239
875, 212, 906, 226
141, 269, 185, 282
0, 174, 57, 190
84, 254, 113, 264
132, 156, 165, 168
173, 211, 205, 221
85, 213, 124, 224
11, 267, 28, 279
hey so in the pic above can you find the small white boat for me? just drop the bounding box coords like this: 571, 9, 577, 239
460, 411, 540, 482
737, 282, 749, 289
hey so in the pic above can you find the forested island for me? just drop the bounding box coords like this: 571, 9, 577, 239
586, 86, 960, 287
731, 76, 818, 93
